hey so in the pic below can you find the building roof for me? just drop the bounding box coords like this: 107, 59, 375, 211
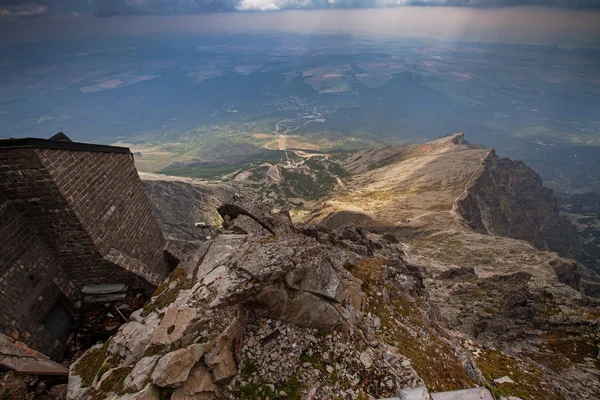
0, 135, 130, 154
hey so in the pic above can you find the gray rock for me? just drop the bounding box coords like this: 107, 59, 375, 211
151, 308, 197, 346
176, 364, 218, 396
493, 376, 515, 384
359, 351, 373, 369
373, 317, 381, 329
396, 387, 429, 400
204, 318, 243, 384
196, 235, 247, 281
66, 371, 90, 400
124, 355, 160, 392
231, 214, 272, 236
287, 259, 345, 302
430, 388, 494, 400
113, 383, 160, 400
247, 284, 341, 330
151, 343, 206, 387
108, 312, 160, 365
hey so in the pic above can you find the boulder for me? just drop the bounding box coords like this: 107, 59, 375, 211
217, 198, 296, 235
66, 372, 90, 400
151, 343, 206, 387
177, 364, 218, 396
204, 318, 243, 384
113, 383, 160, 400
124, 355, 160, 392
108, 312, 160, 365
230, 214, 271, 236
396, 386, 429, 400
196, 235, 247, 281
247, 284, 341, 330
286, 259, 345, 302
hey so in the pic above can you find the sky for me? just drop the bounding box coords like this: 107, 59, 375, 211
1, 0, 600, 17
0, 0, 599, 46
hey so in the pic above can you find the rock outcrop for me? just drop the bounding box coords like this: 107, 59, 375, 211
67, 201, 388, 400
455, 151, 573, 255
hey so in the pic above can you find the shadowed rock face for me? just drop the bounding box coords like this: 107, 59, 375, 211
217, 197, 296, 235
455, 152, 573, 256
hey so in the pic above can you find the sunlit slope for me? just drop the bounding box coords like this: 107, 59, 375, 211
309, 133, 490, 231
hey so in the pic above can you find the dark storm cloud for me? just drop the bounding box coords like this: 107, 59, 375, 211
90, 0, 600, 17
0, 0, 55, 18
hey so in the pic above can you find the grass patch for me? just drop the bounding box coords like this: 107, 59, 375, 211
350, 257, 387, 283
237, 382, 276, 400
477, 348, 564, 400
357, 257, 476, 392
241, 359, 258, 377
92, 366, 134, 399
282, 375, 303, 400
538, 329, 600, 367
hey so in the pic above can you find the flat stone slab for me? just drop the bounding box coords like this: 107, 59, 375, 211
151, 307, 197, 346
431, 388, 494, 400
396, 387, 429, 400
196, 235, 247, 281
381, 387, 494, 400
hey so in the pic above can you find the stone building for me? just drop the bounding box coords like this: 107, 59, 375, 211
0, 134, 172, 359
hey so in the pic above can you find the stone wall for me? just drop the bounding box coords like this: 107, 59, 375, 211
36, 148, 170, 286
0, 147, 170, 290
0, 142, 172, 358
0, 194, 76, 359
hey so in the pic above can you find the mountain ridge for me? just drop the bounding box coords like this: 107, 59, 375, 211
64, 134, 599, 400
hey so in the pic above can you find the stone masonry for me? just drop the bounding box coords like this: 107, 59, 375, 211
0, 135, 172, 359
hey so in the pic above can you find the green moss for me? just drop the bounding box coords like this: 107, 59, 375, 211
97, 362, 113, 380
282, 375, 302, 400
241, 359, 258, 377
237, 382, 276, 400
587, 310, 600, 320
299, 353, 312, 364
260, 235, 278, 244
143, 344, 165, 358
356, 390, 370, 400
153, 281, 169, 297
73, 341, 110, 388
92, 366, 134, 399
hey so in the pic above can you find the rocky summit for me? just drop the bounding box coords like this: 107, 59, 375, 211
67, 134, 599, 400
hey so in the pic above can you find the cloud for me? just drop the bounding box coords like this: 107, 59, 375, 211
90, 0, 600, 16
3, 0, 600, 18
0, 0, 93, 17
0, 1, 53, 18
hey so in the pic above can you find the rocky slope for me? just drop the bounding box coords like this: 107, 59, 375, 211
309, 133, 571, 253
65, 134, 600, 400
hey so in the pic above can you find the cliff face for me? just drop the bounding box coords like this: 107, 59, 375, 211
455, 151, 572, 255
